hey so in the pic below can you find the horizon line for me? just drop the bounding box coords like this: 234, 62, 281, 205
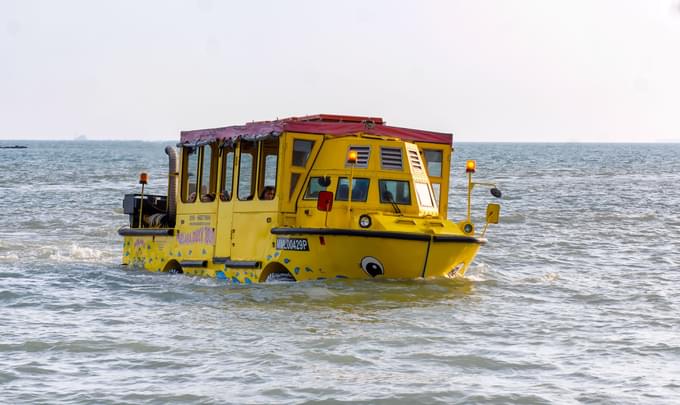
2, 138, 680, 144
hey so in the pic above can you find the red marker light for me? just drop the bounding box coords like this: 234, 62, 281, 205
139, 172, 148, 184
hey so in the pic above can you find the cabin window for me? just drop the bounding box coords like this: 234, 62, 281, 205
379, 180, 411, 204
304, 177, 329, 200
423, 149, 443, 205
423, 150, 442, 177
258, 138, 279, 200
220, 144, 235, 201
290, 139, 314, 199
238, 141, 258, 200
431, 183, 441, 205
182, 147, 199, 203
415, 182, 434, 208
199, 145, 216, 202
292, 140, 314, 167
336, 177, 370, 202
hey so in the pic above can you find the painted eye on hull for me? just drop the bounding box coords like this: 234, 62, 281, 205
360, 256, 384, 277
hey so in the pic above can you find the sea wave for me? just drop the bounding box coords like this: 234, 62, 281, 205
465, 262, 490, 282
497, 213, 526, 224
2, 141, 680, 404
46, 244, 115, 263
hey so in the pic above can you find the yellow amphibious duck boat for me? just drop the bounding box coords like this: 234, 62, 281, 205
119, 114, 501, 283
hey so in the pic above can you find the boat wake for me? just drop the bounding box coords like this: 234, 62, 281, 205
47, 244, 115, 264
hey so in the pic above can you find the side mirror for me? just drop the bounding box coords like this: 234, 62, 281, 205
317, 191, 334, 212
317, 176, 331, 187
486, 203, 501, 224
490, 187, 502, 198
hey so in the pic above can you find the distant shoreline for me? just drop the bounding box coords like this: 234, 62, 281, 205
0, 145, 27, 149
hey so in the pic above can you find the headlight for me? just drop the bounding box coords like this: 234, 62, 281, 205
359, 215, 372, 228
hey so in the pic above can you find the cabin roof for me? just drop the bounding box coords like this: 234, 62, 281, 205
179, 114, 453, 146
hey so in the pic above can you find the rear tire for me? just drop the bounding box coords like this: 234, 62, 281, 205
164, 261, 183, 274
260, 263, 296, 282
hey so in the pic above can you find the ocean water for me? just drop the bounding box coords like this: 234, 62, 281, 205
1, 141, 679, 404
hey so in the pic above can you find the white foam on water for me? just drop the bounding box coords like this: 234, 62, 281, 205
47, 244, 112, 263
69, 244, 105, 260
304, 286, 336, 299
465, 262, 489, 282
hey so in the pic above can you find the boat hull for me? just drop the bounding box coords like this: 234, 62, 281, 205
121, 228, 484, 283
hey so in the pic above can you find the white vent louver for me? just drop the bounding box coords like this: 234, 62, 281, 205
347, 145, 370, 168
407, 149, 424, 172
380, 147, 403, 170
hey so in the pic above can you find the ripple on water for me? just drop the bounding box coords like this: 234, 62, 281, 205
2, 142, 680, 403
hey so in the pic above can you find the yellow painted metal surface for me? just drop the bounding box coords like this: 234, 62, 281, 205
121, 129, 498, 283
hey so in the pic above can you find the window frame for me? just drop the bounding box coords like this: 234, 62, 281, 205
237, 140, 258, 201
198, 144, 216, 203
423, 148, 444, 207
335, 177, 370, 202
181, 146, 200, 204
378, 179, 412, 205
292, 139, 314, 168
257, 137, 279, 200
219, 143, 235, 201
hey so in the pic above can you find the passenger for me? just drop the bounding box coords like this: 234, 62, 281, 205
187, 184, 197, 202
220, 190, 230, 201
260, 186, 275, 200
200, 185, 214, 202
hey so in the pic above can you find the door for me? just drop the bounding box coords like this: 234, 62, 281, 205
214, 143, 236, 259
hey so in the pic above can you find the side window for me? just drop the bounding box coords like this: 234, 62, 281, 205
292, 140, 314, 167
238, 141, 258, 200
258, 138, 279, 200
424, 149, 443, 205
336, 177, 370, 202
304, 177, 329, 199
182, 147, 199, 203
379, 180, 411, 204
290, 139, 315, 199
199, 145, 215, 202
220, 144, 235, 201
423, 150, 443, 177
431, 184, 441, 205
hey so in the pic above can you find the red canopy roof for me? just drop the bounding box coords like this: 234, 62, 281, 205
179, 114, 453, 145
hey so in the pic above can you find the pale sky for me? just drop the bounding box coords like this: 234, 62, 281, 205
1, 0, 679, 142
